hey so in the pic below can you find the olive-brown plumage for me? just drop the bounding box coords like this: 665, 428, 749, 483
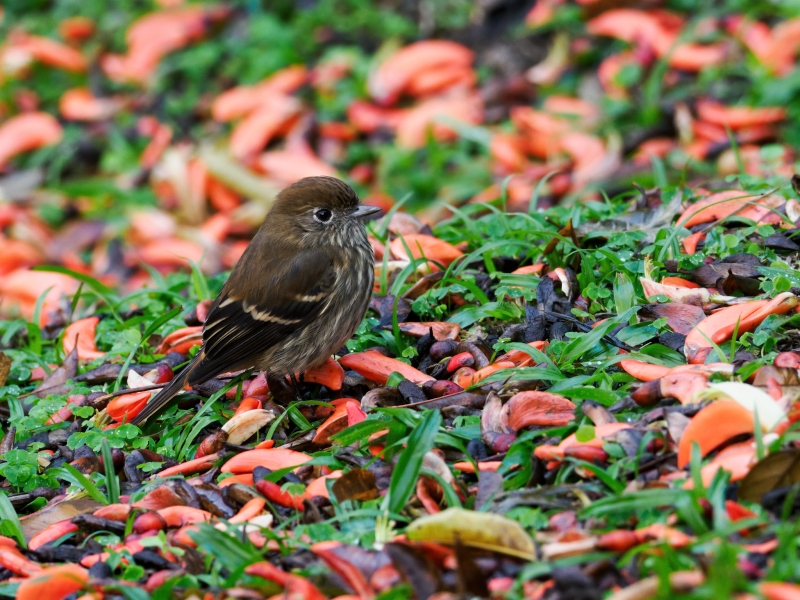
132, 176, 378, 424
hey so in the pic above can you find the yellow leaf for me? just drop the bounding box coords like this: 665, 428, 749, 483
406, 507, 536, 560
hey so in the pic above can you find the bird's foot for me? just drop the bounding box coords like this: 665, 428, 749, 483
267, 372, 301, 405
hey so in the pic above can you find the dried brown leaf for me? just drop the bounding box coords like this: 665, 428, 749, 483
738, 450, 800, 503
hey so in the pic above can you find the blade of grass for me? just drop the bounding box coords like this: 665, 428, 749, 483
101, 438, 120, 504
0, 492, 26, 547
384, 409, 441, 515
52, 464, 109, 505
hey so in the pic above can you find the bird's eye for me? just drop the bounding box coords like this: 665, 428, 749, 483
314, 208, 332, 223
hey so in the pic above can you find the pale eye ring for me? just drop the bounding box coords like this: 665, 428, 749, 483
314, 208, 332, 223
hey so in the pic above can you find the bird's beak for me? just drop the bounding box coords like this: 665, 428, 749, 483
353, 205, 382, 219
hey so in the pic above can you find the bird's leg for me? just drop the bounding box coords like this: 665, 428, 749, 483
266, 373, 295, 406
289, 373, 303, 400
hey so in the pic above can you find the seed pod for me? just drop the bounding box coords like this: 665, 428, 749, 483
155, 364, 174, 384
596, 530, 639, 553
222, 408, 276, 445
447, 352, 474, 373
194, 430, 229, 459
429, 339, 458, 362
422, 380, 463, 398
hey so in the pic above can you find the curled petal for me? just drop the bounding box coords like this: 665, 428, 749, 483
0, 112, 62, 169
63, 317, 105, 360
500, 391, 576, 431
677, 400, 754, 467
221, 447, 312, 475
339, 350, 434, 385
16, 564, 88, 600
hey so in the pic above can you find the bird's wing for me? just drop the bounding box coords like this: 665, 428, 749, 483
188, 247, 336, 383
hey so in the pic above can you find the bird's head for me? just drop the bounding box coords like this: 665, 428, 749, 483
269, 176, 381, 248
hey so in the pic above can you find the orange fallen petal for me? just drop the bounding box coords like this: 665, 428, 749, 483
63, 317, 105, 361
304, 471, 342, 500
766, 19, 800, 76
229, 94, 301, 159
133, 485, 186, 511
102, 6, 230, 85
490, 133, 527, 173
93, 504, 133, 521
0, 237, 44, 276
16, 564, 88, 600
139, 120, 172, 168
677, 190, 783, 228
455, 361, 515, 388
156, 453, 220, 478
622, 360, 732, 382
208, 177, 241, 212
394, 93, 483, 148
106, 390, 152, 423
221, 448, 312, 475
257, 142, 337, 185
339, 350, 434, 385
347, 101, 406, 134
511, 264, 546, 276
0, 112, 62, 169
312, 399, 361, 445
725, 16, 773, 65
682, 231, 706, 255
619, 360, 670, 382
369, 40, 473, 105
59, 88, 120, 121
635, 523, 693, 548
212, 65, 307, 122
668, 43, 728, 72
587, 10, 669, 53
631, 372, 709, 405
311, 542, 375, 600
389, 233, 463, 267
255, 478, 304, 510
58, 16, 95, 43
534, 422, 631, 462
45, 394, 86, 425
246, 562, 327, 600
157, 325, 203, 354
588, 9, 726, 71
228, 497, 266, 524
759, 582, 800, 600
12, 32, 87, 72
684, 441, 756, 489
696, 99, 786, 129
500, 391, 576, 431
157, 505, 212, 527
453, 461, 503, 473
686, 293, 797, 364
640, 278, 711, 305
494, 340, 548, 366
219, 473, 254, 487
0, 544, 42, 577
677, 400, 754, 468
302, 357, 345, 391
28, 520, 79, 550
598, 51, 640, 100
232, 397, 262, 417
406, 64, 475, 98
661, 277, 699, 288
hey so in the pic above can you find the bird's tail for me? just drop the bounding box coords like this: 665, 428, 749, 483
131, 351, 204, 426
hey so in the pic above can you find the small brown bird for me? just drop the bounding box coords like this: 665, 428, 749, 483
132, 176, 379, 425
